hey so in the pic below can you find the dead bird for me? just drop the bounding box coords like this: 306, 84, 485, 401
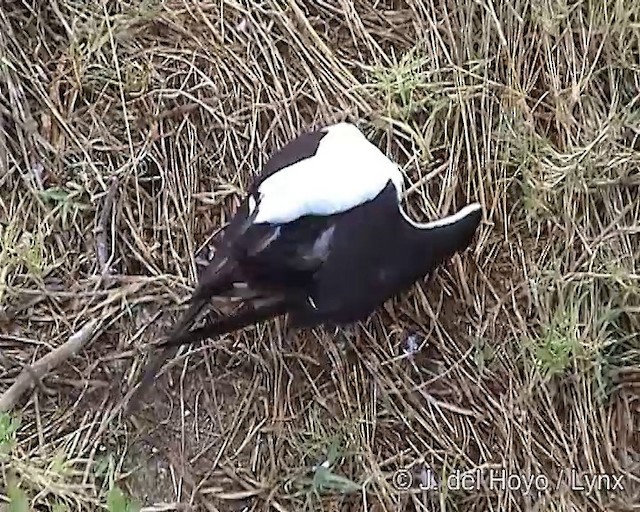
127, 122, 482, 412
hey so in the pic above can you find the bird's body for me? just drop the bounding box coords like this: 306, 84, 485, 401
128, 121, 482, 411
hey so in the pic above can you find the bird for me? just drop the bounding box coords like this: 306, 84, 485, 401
126, 121, 482, 412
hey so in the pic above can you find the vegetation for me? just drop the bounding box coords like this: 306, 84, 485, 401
0, 0, 638, 510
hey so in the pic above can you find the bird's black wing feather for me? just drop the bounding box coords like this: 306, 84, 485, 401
231, 215, 335, 291
195, 122, 333, 299
289, 182, 403, 327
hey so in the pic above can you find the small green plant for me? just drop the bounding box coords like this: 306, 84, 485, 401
6, 479, 29, 512
533, 329, 581, 378
106, 486, 140, 512
364, 44, 446, 123
0, 412, 20, 455
39, 183, 91, 230
525, 299, 584, 379
312, 463, 361, 494
0, 222, 46, 290
312, 435, 360, 494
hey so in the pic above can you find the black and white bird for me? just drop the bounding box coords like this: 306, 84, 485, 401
129, 122, 482, 408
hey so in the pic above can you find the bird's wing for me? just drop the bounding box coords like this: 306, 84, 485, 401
288, 181, 402, 327
169, 193, 337, 334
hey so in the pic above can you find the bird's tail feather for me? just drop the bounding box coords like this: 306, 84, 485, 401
125, 248, 243, 416
124, 296, 288, 416
136, 296, 208, 397
125, 208, 260, 416
124, 297, 208, 416
158, 296, 288, 349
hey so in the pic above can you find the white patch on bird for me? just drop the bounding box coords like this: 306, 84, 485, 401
311, 225, 335, 258
248, 226, 281, 255
208, 255, 229, 273
253, 123, 405, 224
400, 202, 482, 230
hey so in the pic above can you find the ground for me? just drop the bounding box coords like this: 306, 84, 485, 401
0, 0, 638, 511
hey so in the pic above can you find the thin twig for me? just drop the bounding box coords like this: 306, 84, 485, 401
0, 319, 100, 412
95, 177, 119, 284
0, 111, 7, 180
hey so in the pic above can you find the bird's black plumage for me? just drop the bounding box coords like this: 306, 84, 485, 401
127, 122, 482, 413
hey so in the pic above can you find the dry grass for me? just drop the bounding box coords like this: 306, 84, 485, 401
0, 0, 638, 510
